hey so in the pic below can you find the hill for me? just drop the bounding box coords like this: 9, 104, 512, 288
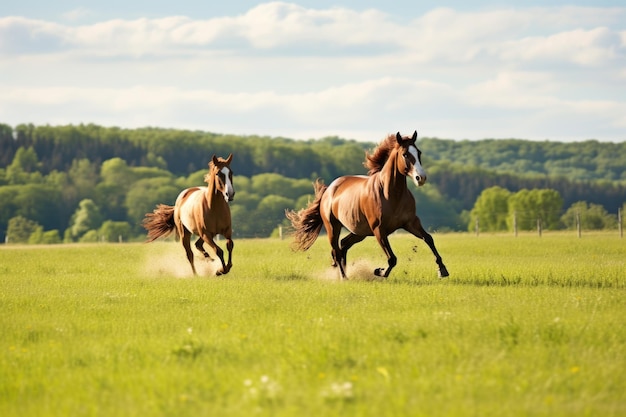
0, 123, 624, 240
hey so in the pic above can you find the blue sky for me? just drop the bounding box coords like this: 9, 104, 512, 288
1, 1, 625, 142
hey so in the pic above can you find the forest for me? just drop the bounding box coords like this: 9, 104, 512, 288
1, 122, 624, 243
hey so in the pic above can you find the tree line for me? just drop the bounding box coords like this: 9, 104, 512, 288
0, 123, 624, 243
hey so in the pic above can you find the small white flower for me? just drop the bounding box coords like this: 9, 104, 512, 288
322, 381, 354, 400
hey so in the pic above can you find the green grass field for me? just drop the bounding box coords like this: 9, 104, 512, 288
1, 233, 625, 416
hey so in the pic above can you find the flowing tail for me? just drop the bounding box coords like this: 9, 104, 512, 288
143, 204, 176, 242
285, 179, 327, 251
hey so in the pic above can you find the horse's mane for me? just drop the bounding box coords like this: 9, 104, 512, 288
364, 134, 397, 175
203, 157, 226, 207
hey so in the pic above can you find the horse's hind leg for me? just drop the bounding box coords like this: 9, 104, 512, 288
325, 219, 347, 279
406, 217, 449, 278
181, 230, 197, 275
194, 237, 213, 260
340, 233, 366, 269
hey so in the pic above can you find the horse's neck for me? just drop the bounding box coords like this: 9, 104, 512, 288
379, 156, 406, 199
205, 175, 219, 208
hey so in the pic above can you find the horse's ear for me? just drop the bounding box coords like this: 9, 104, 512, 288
412, 131, 417, 141
396, 132, 402, 144
225, 153, 233, 164
211, 155, 218, 166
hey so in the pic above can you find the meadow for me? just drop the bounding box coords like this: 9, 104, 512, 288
1, 232, 624, 416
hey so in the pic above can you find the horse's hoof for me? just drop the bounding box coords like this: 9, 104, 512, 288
374, 268, 385, 277
438, 267, 449, 278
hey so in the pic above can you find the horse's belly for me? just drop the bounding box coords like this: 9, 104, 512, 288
330, 186, 373, 236
342, 220, 373, 236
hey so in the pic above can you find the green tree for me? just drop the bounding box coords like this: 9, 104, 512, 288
98, 221, 133, 242
68, 158, 100, 200
96, 157, 140, 222
412, 186, 463, 231
6, 146, 42, 184
13, 184, 64, 231
561, 201, 617, 230
230, 205, 253, 238
0, 186, 19, 241
6, 216, 39, 244
28, 227, 62, 244
125, 178, 179, 230
231, 191, 262, 212
468, 186, 512, 232
293, 194, 315, 211
253, 195, 295, 237
508, 189, 563, 231
100, 157, 134, 186
79, 230, 100, 243
67, 199, 104, 241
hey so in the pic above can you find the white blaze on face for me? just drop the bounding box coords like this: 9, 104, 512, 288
407, 145, 427, 187
221, 166, 235, 201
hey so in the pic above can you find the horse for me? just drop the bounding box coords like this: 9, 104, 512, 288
286, 131, 449, 280
143, 154, 235, 276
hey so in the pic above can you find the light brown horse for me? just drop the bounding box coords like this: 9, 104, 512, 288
286, 132, 448, 280
143, 154, 235, 276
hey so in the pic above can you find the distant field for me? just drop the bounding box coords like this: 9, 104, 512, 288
1, 233, 625, 416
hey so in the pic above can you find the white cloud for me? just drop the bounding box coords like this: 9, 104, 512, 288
2, 3, 624, 65
498, 27, 625, 66
0, 3, 624, 142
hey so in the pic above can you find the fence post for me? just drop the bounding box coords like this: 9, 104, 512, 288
576, 211, 581, 238
537, 218, 542, 237
513, 211, 517, 237
475, 218, 479, 237
619, 207, 623, 239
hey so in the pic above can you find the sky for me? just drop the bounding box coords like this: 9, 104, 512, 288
1, 1, 625, 142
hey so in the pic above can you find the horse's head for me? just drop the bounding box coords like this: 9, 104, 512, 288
206, 154, 235, 202
396, 131, 427, 187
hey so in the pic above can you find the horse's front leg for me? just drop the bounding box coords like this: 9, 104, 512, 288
202, 234, 228, 276
406, 217, 449, 278
373, 230, 397, 278
223, 236, 234, 274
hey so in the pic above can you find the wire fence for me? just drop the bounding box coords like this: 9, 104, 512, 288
470, 207, 624, 238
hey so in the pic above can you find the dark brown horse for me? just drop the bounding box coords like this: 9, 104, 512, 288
286, 132, 448, 280
143, 154, 235, 276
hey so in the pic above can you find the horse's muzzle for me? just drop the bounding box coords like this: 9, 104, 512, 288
415, 175, 427, 186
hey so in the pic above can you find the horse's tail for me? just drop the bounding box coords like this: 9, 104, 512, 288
143, 204, 176, 242
285, 179, 327, 251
